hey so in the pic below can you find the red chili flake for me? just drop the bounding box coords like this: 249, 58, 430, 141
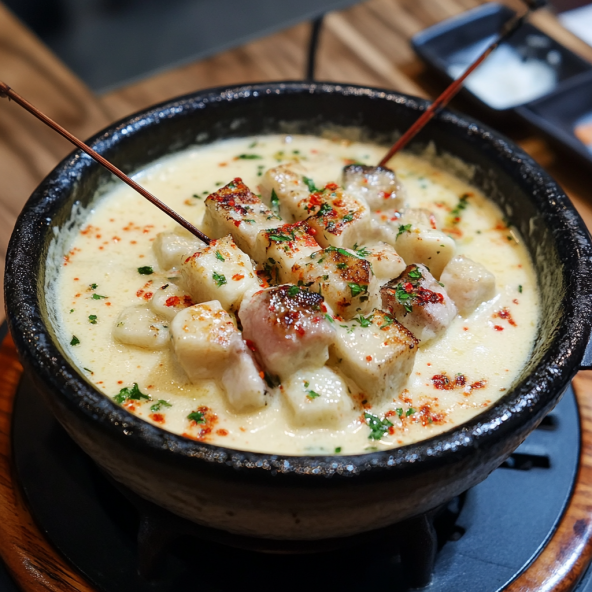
463, 327, 469, 331
416, 288, 444, 305
493, 307, 516, 326
493, 325, 504, 331
219, 162, 227, 167
432, 374, 453, 390
117, 381, 123, 384
165, 296, 181, 307
233, 220, 241, 227
366, 355, 373, 362
382, 191, 392, 200
232, 274, 244, 281
295, 325, 305, 336
513, 299, 519, 305
388, 425, 395, 435
130, 240, 137, 245
143, 292, 153, 301
216, 429, 229, 436
470, 380, 487, 390
150, 413, 165, 424
74, 277, 79, 281
245, 340, 257, 352
404, 282, 414, 293
325, 182, 339, 191
307, 227, 317, 235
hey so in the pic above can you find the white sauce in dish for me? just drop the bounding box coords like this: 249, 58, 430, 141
49, 134, 539, 455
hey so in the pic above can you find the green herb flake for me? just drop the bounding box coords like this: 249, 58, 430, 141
70, 335, 80, 346
236, 153, 262, 159
304, 381, 310, 388
288, 285, 300, 297
151, 399, 172, 412
518, 285, 523, 293
348, 282, 367, 298
92, 293, 108, 300
406, 408, 416, 417
212, 271, 227, 287
248, 140, 258, 148
89, 283, 98, 290
334, 447, 342, 454
336, 262, 347, 270
342, 211, 354, 223
354, 314, 373, 328
215, 250, 225, 262
396, 223, 412, 239
114, 383, 151, 404
83, 368, 94, 375
353, 243, 371, 258
192, 193, 202, 199
270, 188, 280, 215
325, 313, 335, 323
408, 267, 422, 280
317, 202, 333, 217
138, 266, 154, 275
395, 284, 413, 313
302, 176, 320, 193
364, 412, 393, 440
307, 390, 321, 400
396, 408, 404, 417
70, 309, 74, 314
450, 193, 470, 222
187, 411, 205, 423
380, 315, 394, 330
88, 314, 98, 324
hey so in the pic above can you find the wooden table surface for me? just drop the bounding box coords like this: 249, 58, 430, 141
2, 1, 592, 589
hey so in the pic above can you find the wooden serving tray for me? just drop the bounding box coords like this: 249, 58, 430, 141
0, 329, 592, 591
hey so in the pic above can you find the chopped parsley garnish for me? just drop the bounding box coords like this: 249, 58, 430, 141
192, 193, 202, 199
92, 293, 107, 300
270, 188, 280, 214
348, 282, 368, 298
83, 368, 93, 374
213, 271, 227, 287
88, 314, 98, 324
244, 219, 256, 223
150, 399, 172, 412
236, 153, 262, 159
396, 223, 412, 239
215, 251, 225, 262
353, 243, 371, 258
187, 411, 205, 423
268, 228, 295, 242
342, 211, 354, 223
354, 314, 373, 328
248, 140, 258, 148
325, 313, 335, 323
114, 383, 151, 404
335, 447, 342, 454
303, 176, 321, 193
138, 266, 154, 275
396, 408, 404, 417
380, 315, 394, 330
364, 412, 393, 440
406, 408, 416, 417
288, 285, 300, 297
518, 285, 523, 293
90, 283, 98, 290
70, 335, 80, 346
70, 309, 74, 313
317, 202, 333, 217
408, 267, 422, 280
307, 390, 321, 400
450, 193, 470, 222
395, 284, 413, 313
304, 381, 310, 388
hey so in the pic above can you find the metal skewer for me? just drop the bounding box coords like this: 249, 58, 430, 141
0, 81, 211, 245
378, 0, 546, 167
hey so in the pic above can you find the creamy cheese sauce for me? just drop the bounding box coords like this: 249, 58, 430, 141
50, 135, 539, 455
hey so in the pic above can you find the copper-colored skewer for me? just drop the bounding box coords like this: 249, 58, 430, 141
0, 81, 211, 245
378, 1, 543, 167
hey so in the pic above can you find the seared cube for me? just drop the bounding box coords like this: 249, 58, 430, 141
255, 221, 321, 284
203, 178, 282, 257
150, 283, 194, 321
170, 301, 242, 382
380, 264, 457, 344
440, 255, 496, 315
358, 242, 406, 283
153, 227, 204, 270
221, 350, 270, 413
113, 305, 170, 350
180, 234, 259, 313
260, 163, 311, 222
342, 164, 407, 211
239, 285, 335, 379
305, 185, 372, 249
281, 367, 353, 428
331, 310, 418, 405
291, 247, 375, 319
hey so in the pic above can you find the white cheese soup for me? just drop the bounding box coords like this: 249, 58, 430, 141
49, 134, 539, 455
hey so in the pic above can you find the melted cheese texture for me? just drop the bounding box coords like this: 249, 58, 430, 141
51, 135, 539, 455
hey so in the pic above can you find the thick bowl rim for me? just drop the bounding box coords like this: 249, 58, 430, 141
5, 80, 592, 479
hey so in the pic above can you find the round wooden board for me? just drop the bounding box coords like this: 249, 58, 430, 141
1, 330, 592, 591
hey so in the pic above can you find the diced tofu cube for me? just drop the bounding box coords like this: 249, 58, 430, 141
203, 178, 282, 257
150, 283, 194, 321
180, 234, 259, 313
221, 351, 270, 413
398, 208, 438, 229
394, 224, 455, 280
281, 367, 353, 428
358, 242, 406, 283
153, 227, 204, 270
305, 185, 372, 248
170, 301, 242, 382
255, 221, 321, 284
239, 285, 335, 379
113, 305, 170, 350
440, 255, 496, 315
342, 164, 407, 211
330, 310, 418, 406
380, 264, 457, 344
260, 163, 311, 222
291, 247, 375, 319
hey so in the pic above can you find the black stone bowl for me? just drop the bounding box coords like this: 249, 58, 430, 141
5, 82, 592, 541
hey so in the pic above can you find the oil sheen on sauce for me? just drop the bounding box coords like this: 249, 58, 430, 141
50, 135, 539, 455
